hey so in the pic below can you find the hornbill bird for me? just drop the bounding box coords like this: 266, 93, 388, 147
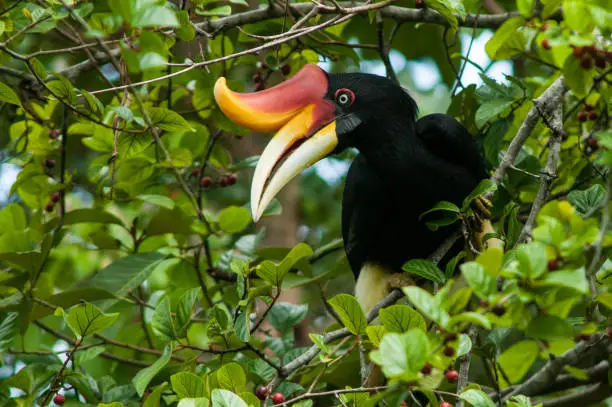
213, 64, 498, 313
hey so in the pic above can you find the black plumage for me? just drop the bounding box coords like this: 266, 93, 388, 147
325, 72, 487, 278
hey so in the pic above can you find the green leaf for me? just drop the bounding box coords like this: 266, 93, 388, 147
87, 252, 165, 309
563, 56, 595, 97
475, 247, 503, 275
515, 242, 548, 279
402, 259, 446, 284
485, 17, 527, 60
0, 82, 22, 107
63, 303, 118, 338
198, 5, 232, 16
152, 296, 175, 341
219, 206, 251, 234
0, 313, 18, 352
133, 344, 173, 397
498, 340, 539, 385
424, 0, 459, 31
171, 372, 205, 398
420, 201, 460, 218
178, 398, 210, 407
369, 329, 430, 381
29, 57, 47, 80
133, 6, 179, 28
517, 0, 535, 16
459, 389, 496, 407
45, 208, 125, 231
32, 287, 116, 320
563, 0, 593, 33
328, 294, 367, 335
526, 315, 574, 341
379, 304, 426, 333
210, 389, 248, 407
365, 325, 386, 347
402, 286, 450, 328
256, 260, 282, 286
47, 75, 75, 103
176, 288, 199, 337
0, 203, 27, 231
596, 292, 612, 310
268, 302, 308, 333
217, 363, 246, 393
540, 268, 588, 294
460, 262, 497, 299
462, 180, 498, 210
568, 184, 605, 216
176, 10, 195, 41
506, 395, 535, 407
138, 194, 176, 210
277, 243, 313, 276
143, 382, 169, 407
146, 106, 194, 132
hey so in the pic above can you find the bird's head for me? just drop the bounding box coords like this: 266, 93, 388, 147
214, 64, 417, 221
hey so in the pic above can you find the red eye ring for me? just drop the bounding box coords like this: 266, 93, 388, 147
335, 88, 355, 106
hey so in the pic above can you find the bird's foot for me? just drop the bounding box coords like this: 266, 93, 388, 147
470, 196, 492, 220
386, 273, 416, 290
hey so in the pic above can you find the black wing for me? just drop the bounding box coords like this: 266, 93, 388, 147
416, 114, 486, 180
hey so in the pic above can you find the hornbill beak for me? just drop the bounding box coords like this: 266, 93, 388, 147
214, 65, 338, 222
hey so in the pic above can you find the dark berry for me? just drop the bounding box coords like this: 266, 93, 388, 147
415, 0, 425, 8
589, 111, 598, 121
444, 332, 458, 343
49, 129, 59, 139
50, 192, 61, 203
190, 168, 200, 178
445, 370, 459, 382
579, 333, 592, 341
272, 392, 285, 405
199, 176, 212, 188
253, 72, 262, 83
421, 363, 432, 375
541, 39, 551, 50
595, 55, 606, 69
255, 385, 270, 400
577, 111, 588, 122
583, 45, 597, 56
280, 64, 290, 76
547, 259, 560, 271
492, 304, 506, 316
443, 346, 455, 357
607, 327, 612, 337
441, 402, 453, 407
44, 202, 55, 213
53, 394, 65, 405
584, 103, 594, 111
44, 159, 56, 169
580, 56, 593, 69
587, 138, 599, 148
226, 173, 237, 185
256, 61, 268, 70
255, 82, 266, 91
560, 130, 569, 141
572, 47, 583, 58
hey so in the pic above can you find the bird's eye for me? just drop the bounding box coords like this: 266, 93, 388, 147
335, 88, 355, 107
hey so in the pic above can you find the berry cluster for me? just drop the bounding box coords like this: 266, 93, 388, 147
45, 192, 61, 213
572, 45, 610, 70
189, 169, 237, 189
577, 104, 598, 122
255, 385, 285, 404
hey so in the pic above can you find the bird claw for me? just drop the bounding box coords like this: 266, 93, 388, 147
386, 273, 415, 290
470, 196, 492, 220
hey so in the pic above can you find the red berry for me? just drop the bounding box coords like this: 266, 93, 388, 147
541, 39, 551, 50
580, 56, 593, 69
190, 168, 200, 178
579, 333, 592, 341
441, 402, 453, 407
253, 72, 262, 83
421, 362, 433, 375
199, 176, 212, 188
595, 55, 606, 69
444, 332, 458, 343
572, 47, 583, 58
226, 173, 237, 185
220, 177, 229, 187
492, 304, 506, 316
583, 45, 597, 56
584, 103, 594, 111
44, 202, 55, 213
415, 0, 425, 8
255, 82, 265, 91
272, 392, 285, 405
445, 370, 459, 382
255, 385, 270, 400
44, 159, 56, 169
607, 327, 612, 337
49, 129, 59, 139
53, 394, 65, 405
587, 138, 599, 148
280, 64, 290, 76
547, 259, 560, 271
589, 111, 598, 121
577, 111, 588, 122
443, 346, 455, 357
50, 192, 61, 203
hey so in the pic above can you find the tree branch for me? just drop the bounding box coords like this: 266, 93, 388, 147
539, 383, 612, 407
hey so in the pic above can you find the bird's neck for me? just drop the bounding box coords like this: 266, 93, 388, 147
356, 120, 418, 176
